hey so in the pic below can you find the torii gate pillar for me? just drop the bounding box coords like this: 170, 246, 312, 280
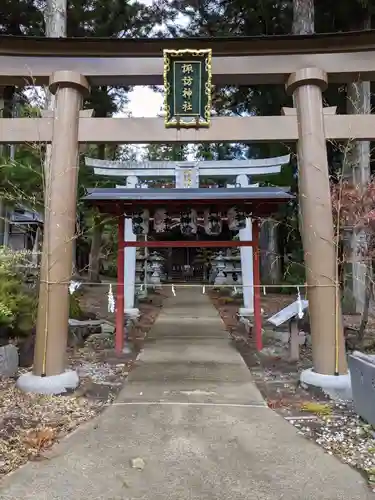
286, 68, 348, 383
18, 71, 89, 394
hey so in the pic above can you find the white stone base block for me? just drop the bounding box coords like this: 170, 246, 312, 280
125, 308, 140, 319
239, 307, 254, 317
239, 308, 264, 317
17, 370, 79, 395
122, 345, 133, 354
300, 368, 352, 401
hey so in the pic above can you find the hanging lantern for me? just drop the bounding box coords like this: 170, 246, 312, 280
227, 206, 246, 231
154, 208, 172, 233
204, 209, 222, 236
180, 208, 197, 235
132, 209, 149, 235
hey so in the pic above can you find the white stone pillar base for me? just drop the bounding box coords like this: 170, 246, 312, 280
300, 368, 352, 401
238, 307, 254, 317
17, 370, 79, 395
125, 307, 140, 319
122, 345, 133, 354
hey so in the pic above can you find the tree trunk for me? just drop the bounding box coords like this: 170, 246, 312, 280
44, 0, 67, 37
88, 145, 106, 282
0, 86, 15, 246
292, 0, 314, 34
88, 216, 103, 283
0, 91, 4, 246
358, 265, 372, 344
342, 13, 371, 315
0, 199, 5, 247
260, 219, 281, 285
43, 0, 67, 181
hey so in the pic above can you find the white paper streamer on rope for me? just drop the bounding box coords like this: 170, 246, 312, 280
204, 209, 222, 236
297, 286, 304, 319
202, 285, 206, 294
108, 284, 115, 313
233, 286, 238, 295
69, 281, 81, 295
171, 284, 176, 296
263, 286, 266, 295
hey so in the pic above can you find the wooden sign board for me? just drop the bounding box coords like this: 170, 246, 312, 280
268, 300, 308, 327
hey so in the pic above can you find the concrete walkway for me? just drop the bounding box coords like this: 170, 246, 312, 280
1, 289, 373, 499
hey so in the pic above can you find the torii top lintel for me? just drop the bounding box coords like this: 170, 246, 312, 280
1, 30, 375, 86
84, 155, 291, 179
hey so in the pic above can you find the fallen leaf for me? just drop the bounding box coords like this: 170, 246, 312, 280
24, 427, 56, 450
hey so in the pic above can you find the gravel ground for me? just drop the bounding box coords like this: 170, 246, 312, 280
0, 376, 99, 476
210, 290, 375, 493
286, 404, 375, 489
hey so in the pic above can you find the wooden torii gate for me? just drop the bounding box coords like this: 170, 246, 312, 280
2, 31, 375, 392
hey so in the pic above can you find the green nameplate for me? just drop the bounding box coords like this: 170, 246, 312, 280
163, 49, 212, 129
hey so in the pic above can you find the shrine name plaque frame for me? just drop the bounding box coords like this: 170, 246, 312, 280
163, 48, 212, 129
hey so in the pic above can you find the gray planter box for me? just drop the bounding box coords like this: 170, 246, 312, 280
348, 352, 375, 426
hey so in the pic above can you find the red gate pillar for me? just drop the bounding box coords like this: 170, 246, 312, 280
252, 220, 262, 351
116, 215, 125, 353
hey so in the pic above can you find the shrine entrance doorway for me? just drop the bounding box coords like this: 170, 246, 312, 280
168, 248, 201, 282
154, 223, 234, 283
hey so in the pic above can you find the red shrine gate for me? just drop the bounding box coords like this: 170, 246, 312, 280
118, 233, 261, 352
85, 186, 293, 355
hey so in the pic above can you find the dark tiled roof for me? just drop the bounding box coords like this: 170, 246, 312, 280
10, 207, 43, 224
84, 187, 293, 202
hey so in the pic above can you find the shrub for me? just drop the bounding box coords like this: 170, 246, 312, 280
0, 301, 13, 325
0, 247, 37, 335
69, 292, 83, 319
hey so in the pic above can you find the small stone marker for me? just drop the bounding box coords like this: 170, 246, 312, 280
0, 344, 19, 377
